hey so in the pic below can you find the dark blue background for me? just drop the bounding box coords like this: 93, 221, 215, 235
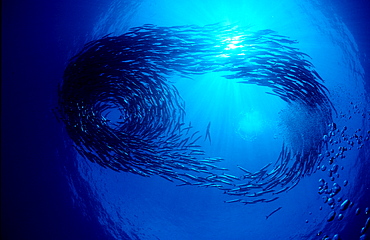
2, 0, 114, 239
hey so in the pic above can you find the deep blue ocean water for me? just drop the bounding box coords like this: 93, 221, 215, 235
2, 0, 370, 239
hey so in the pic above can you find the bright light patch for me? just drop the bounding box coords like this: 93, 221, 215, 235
223, 35, 244, 50
236, 110, 265, 141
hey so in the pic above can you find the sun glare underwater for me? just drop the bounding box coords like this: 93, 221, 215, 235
55, 0, 370, 239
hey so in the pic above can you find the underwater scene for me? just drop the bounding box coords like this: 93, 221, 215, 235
1, 0, 370, 239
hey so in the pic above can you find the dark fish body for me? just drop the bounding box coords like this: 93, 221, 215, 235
266, 207, 282, 219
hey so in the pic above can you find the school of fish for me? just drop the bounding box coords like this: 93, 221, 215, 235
57, 23, 335, 204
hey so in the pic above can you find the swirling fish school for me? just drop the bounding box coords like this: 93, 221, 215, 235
57, 23, 334, 204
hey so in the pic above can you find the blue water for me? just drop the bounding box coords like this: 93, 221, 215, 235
2, 0, 370, 239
